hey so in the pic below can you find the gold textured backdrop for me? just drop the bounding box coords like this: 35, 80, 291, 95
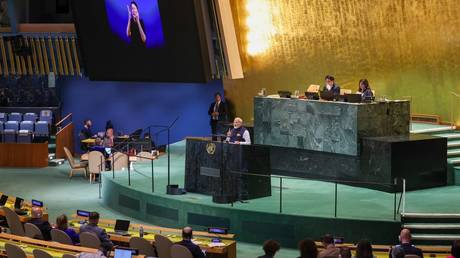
224, 0, 460, 124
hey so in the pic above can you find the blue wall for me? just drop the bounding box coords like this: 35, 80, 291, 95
58, 77, 223, 152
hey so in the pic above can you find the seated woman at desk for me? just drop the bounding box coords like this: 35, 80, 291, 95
358, 79, 374, 100
103, 127, 114, 148
226, 117, 251, 145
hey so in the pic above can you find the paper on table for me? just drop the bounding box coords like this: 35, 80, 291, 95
208, 242, 226, 247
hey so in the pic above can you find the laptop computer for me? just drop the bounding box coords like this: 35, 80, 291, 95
319, 91, 335, 101
0, 195, 8, 206
278, 91, 292, 98
113, 219, 130, 235
114, 247, 138, 258
344, 93, 362, 103
305, 92, 319, 100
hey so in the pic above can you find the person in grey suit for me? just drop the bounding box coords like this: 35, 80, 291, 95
79, 212, 113, 254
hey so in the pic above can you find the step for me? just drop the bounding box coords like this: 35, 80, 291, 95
448, 150, 460, 157
448, 158, 460, 165
403, 223, 460, 230
448, 141, 460, 148
412, 233, 460, 241
434, 133, 460, 139
411, 126, 456, 134
402, 213, 460, 219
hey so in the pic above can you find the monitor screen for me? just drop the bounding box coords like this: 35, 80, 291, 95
14, 197, 23, 209
0, 195, 8, 206
114, 249, 132, 258
114, 219, 130, 231
208, 227, 228, 235
31, 199, 43, 207
72, 0, 212, 82
77, 209, 90, 217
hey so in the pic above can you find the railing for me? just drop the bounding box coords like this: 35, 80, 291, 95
55, 113, 73, 158
106, 157, 406, 221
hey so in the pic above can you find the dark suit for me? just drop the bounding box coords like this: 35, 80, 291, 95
323, 83, 341, 97
389, 243, 423, 258
258, 255, 275, 258
208, 101, 227, 139
29, 218, 52, 240
177, 239, 205, 258
80, 223, 114, 253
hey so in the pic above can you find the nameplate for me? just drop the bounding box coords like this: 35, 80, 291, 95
200, 167, 220, 178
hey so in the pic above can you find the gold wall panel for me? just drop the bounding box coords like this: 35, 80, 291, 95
224, 0, 460, 123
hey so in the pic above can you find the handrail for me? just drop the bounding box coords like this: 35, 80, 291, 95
56, 122, 73, 136
55, 112, 72, 127
450, 91, 460, 98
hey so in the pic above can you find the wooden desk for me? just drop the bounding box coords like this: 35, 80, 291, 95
0, 194, 48, 222
71, 217, 236, 258
0, 232, 97, 258
0, 143, 48, 168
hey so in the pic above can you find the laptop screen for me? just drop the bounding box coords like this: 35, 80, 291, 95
77, 210, 90, 217
0, 195, 8, 206
14, 197, 24, 209
114, 249, 132, 258
114, 219, 130, 231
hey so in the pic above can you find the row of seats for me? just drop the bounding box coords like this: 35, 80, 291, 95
0, 121, 49, 143
0, 110, 53, 124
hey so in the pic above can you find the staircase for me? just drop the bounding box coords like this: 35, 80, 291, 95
402, 212, 460, 244
48, 135, 65, 166
411, 122, 460, 185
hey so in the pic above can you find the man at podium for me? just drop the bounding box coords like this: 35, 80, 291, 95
226, 117, 251, 145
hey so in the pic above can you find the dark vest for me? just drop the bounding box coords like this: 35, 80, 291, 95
229, 127, 247, 143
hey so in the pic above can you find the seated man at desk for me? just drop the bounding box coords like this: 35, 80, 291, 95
80, 212, 113, 254
80, 119, 95, 151
177, 227, 205, 258
226, 117, 251, 145
323, 75, 341, 99
29, 206, 52, 240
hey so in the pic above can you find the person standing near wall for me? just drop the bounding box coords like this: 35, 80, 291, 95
208, 92, 227, 141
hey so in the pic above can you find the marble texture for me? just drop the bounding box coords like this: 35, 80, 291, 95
271, 134, 446, 192
254, 97, 410, 156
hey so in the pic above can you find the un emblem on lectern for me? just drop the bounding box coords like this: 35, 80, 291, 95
206, 142, 216, 155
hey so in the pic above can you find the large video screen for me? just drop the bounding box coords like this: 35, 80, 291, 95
72, 0, 211, 82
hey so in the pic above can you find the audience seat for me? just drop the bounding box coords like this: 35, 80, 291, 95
5, 243, 27, 258
171, 244, 193, 258
0, 121, 3, 142
20, 121, 34, 131
0, 112, 6, 122
35, 121, 49, 137
155, 234, 173, 258
0, 207, 25, 236
3, 129, 16, 143
80, 232, 101, 249
8, 112, 22, 122
129, 237, 156, 257
32, 249, 53, 258
39, 110, 53, 124
24, 223, 44, 240
88, 151, 105, 183
64, 147, 88, 178
23, 112, 37, 122
51, 228, 73, 245
62, 255, 77, 258
17, 130, 32, 143
5, 120, 19, 131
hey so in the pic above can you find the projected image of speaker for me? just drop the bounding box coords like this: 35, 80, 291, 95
72, 0, 213, 82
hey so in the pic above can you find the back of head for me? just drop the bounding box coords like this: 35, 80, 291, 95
182, 226, 193, 240
89, 212, 99, 225
322, 234, 334, 246
452, 240, 460, 258
263, 240, 281, 256
31, 206, 43, 219
399, 228, 412, 244
356, 240, 373, 258
56, 214, 68, 230
325, 75, 335, 81
298, 238, 318, 258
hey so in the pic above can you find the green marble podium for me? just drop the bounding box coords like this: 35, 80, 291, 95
254, 96, 410, 156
